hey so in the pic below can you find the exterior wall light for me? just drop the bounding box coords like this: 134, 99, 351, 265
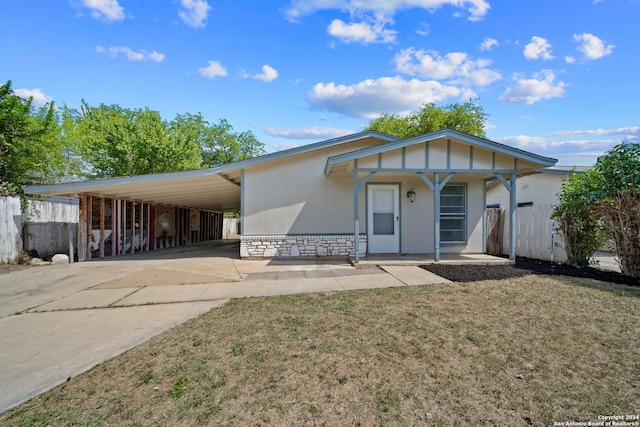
407, 188, 416, 203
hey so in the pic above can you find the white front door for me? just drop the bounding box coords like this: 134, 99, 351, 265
367, 184, 400, 253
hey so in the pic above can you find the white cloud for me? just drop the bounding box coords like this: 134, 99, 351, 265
13, 88, 53, 107
308, 76, 470, 119
480, 37, 498, 51
553, 127, 640, 137
327, 18, 397, 44
394, 48, 501, 86
416, 23, 430, 36
95, 46, 165, 62
564, 55, 576, 64
573, 33, 614, 60
523, 36, 554, 60
264, 126, 355, 140
198, 60, 228, 78
178, 0, 211, 28
494, 128, 637, 166
285, 0, 490, 22
78, 0, 124, 22
499, 70, 567, 105
494, 135, 549, 150
252, 65, 279, 82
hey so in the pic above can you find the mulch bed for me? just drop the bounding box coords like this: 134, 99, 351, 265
420, 257, 639, 287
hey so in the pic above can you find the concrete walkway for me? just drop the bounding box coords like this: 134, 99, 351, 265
0, 240, 450, 413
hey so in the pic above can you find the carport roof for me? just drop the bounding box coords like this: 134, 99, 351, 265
24, 130, 398, 212
25, 167, 243, 212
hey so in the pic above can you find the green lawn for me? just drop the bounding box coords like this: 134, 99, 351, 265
2, 275, 639, 426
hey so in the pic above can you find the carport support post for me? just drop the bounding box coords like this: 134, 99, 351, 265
78, 194, 87, 261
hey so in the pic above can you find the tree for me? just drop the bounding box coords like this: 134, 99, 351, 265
553, 142, 640, 278
0, 80, 69, 194
551, 171, 606, 268
363, 101, 488, 138
585, 142, 640, 278
63, 101, 203, 178
200, 118, 265, 167
62, 102, 266, 178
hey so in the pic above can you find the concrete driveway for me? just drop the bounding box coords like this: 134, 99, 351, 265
0, 240, 448, 413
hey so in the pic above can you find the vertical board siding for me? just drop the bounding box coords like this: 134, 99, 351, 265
0, 197, 23, 263
486, 204, 567, 263
223, 218, 240, 238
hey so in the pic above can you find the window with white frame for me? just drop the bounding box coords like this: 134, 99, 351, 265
440, 185, 466, 243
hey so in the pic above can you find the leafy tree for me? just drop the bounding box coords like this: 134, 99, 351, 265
553, 142, 640, 278
585, 142, 640, 278
364, 101, 488, 138
200, 118, 265, 167
63, 101, 203, 178
552, 171, 606, 268
63, 102, 265, 178
0, 80, 69, 194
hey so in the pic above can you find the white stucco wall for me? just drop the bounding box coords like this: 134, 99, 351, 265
487, 172, 565, 208
243, 139, 380, 236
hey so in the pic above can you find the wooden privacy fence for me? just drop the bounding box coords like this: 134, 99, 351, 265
486, 204, 567, 263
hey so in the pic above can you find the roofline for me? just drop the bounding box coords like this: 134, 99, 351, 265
213, 129, 398, 173
25, 130, 399, 196
325, 128, 558, 175
535, 166, 589, 175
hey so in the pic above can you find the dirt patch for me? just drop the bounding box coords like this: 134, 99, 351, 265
421, 257, 639, 287
0, 264, 29, 274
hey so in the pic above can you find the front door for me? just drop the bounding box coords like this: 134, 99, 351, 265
367, 184, 400, 253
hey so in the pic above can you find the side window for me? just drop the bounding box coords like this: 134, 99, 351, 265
440, 185, 466, 243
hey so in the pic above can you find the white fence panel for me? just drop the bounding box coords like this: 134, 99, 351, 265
494, 204, 567, 263
23, 197, 79, 259
0, 197, 23, 264
223, 218, 240, 239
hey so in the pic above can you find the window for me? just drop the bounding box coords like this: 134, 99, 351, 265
440, 185, 466, 243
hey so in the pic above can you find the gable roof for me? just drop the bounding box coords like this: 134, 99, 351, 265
324, 128, 557, 176
24, 130, 397, 211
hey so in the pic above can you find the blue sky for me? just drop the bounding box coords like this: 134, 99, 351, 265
2, 0, 638, 166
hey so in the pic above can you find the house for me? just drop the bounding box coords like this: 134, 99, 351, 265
25, 129, 557, 262
486, 166, 588, 209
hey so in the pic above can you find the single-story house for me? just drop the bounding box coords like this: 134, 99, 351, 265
26, 129, 557, 262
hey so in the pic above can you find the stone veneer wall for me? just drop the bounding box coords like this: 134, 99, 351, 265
240, 234, 367, 258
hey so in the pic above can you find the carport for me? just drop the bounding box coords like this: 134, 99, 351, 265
25, 166, 243, 261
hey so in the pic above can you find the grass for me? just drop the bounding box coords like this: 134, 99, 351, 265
1, 275, 639, 426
